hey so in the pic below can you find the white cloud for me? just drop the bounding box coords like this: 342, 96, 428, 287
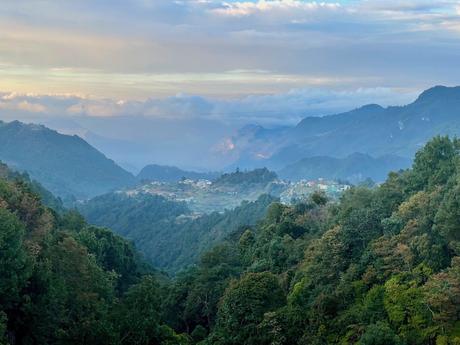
212, 1, 341, 17
0, 0, 459, 98
0, 87, 419, 126
0, 99, 47, 113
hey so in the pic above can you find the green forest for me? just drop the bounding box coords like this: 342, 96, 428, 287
79, 192, 277, 272
3, 136, 460, 344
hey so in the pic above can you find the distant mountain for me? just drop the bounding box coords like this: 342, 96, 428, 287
138, 164, 220, 182
278, 153, 412, 183
0, 120, 136, 200
231, 86, 460, 170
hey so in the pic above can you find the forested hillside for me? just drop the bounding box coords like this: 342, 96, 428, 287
162, 136, 460, 344
4, 136, 460, 345
79, 192, 277, 272
213, 168, 277, 186
0, 120, 135, 201
0, 164, 188, 344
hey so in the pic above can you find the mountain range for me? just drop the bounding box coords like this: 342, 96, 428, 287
230, 86, 460, 172
1, 85, 460, 201
278, 153, 412, 183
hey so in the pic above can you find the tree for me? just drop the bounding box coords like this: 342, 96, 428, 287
0, 311, 7, 345
214, 272, 285, 345
383, 271, 435, 344
116, 276, 188, 345
424, 257, 460, 337
410, 136, 459, 191
435, 182, 460, 253
311, 191, 328, 206
0, 208, 30, 309
116, 276, 163, 344
357, 321, 402, 345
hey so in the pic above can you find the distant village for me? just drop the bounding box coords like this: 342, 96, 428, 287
122, 176, 352, 214
279, 178, 351, 204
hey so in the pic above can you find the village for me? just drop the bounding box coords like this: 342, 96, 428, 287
122, 176, 352, 215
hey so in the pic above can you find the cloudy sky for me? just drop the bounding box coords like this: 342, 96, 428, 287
1, 0, 460, 169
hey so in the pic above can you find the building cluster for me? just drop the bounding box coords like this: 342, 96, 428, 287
280, 179, 351, 204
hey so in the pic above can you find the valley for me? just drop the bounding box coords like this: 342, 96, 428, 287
2, 2, 460, 344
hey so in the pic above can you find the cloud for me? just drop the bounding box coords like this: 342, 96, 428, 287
212, 1, 341, 17
0, 0, 459, 98
0, 85, 421, 170
0, 87, 419, 126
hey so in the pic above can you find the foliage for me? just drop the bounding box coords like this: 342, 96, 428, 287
80, 193, 277, 273
5, 136, 460, 345
213, 168, 277, 186
162, 136, 460, 344
0, 164, 186, 345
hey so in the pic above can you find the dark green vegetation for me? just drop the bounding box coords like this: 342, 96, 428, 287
79, 192, 277, 273
279, 153, 411, 183
0, 120, 135, 201
0, 162, 65, 213
234, 86, 460, 172
213, 168, 277, 186
0, 164, 188, 344
162, 136, 460, 344
138, 164, 220, 183
4, 136, 460, 344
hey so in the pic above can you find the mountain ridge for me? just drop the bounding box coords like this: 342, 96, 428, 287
138, 164, 220, 182
278, 152, 411, 183
0, 120, 136, 200
229, 85, 460, 170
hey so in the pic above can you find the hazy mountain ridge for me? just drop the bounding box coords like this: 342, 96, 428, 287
0, 120, 136, 201
138, 164, 220, 182
279, 153, 412, 183
2, 85, 459, 201
231, 86, 460, 170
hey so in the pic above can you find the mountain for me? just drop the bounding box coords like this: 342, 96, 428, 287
0, 120, 136, 200
279, 153, 412, 183
138, 164, 220, 182
231, 86, 460, 170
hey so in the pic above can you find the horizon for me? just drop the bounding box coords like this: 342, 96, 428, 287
1, 0, 460, 170
1, 84, 456, 174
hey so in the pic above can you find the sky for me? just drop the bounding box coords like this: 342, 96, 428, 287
1, 0, 460, 99
1, 0, 460, 169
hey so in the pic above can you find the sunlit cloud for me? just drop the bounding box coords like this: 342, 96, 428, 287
212, 1, 341, 17
0, 87, 418, 126
0, 0, 459, 99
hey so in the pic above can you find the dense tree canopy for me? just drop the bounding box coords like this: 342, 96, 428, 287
3, 136, 460, 345
163, 136, 460, 345
0, 166, 186, 345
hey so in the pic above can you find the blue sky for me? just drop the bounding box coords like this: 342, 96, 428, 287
0, 0, 460, 124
